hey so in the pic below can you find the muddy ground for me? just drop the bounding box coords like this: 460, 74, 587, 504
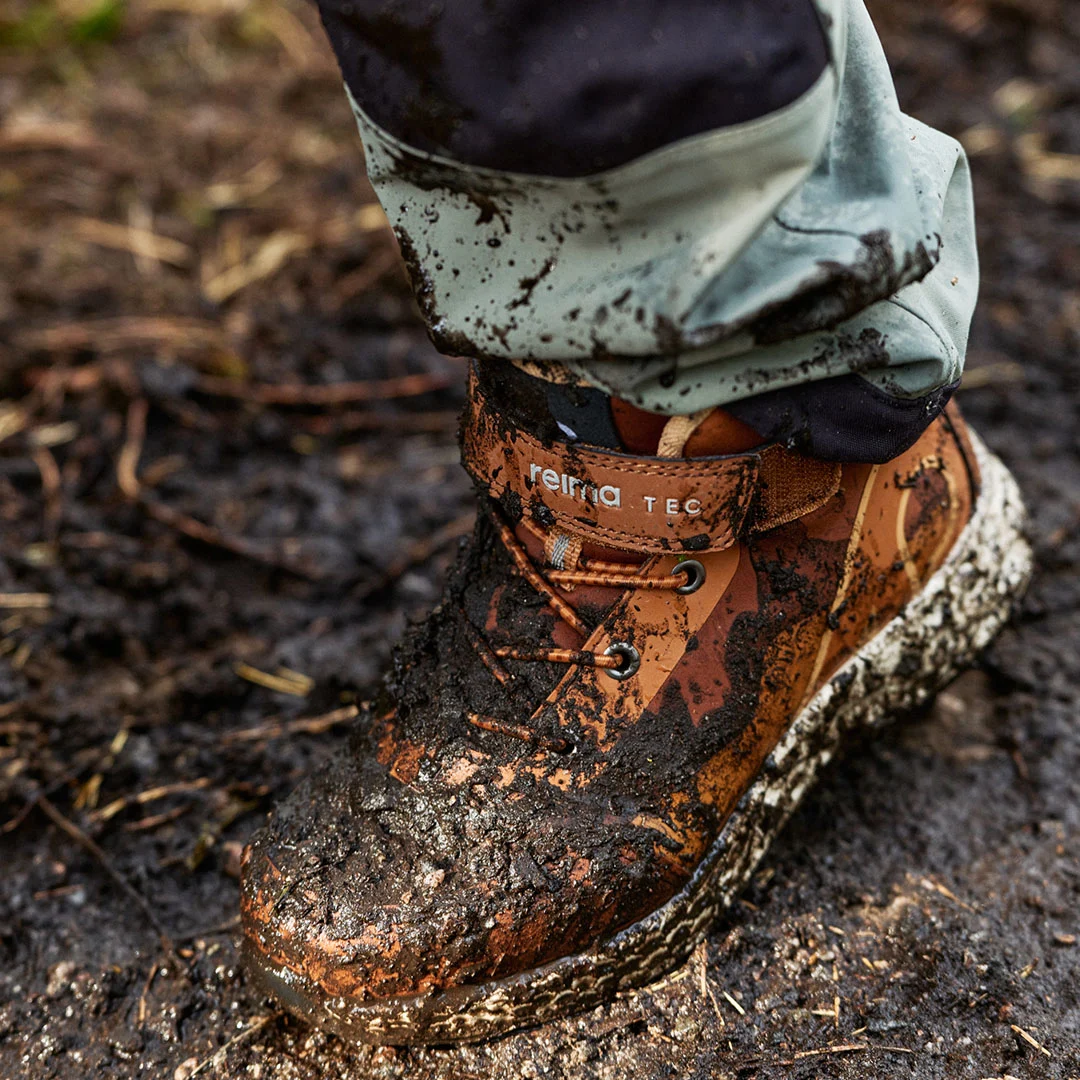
1, 0, 1079, 1077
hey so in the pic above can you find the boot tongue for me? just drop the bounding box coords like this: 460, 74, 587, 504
573, 408, 763, 564
680, 408, 763, 457
542, 378, 763, 458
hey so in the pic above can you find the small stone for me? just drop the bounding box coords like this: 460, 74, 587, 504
174, 1057, 199, 1080
222, 841, 244, 879
45, 961, 77, 998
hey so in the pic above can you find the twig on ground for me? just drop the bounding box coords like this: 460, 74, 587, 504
92, 778, 214, 823
123, 805, 192, 833
17, 317, 226, 356
332, 244, 402, 301
140, 496, 321, 578
780, 1042, 914, 1064
1011, 1024, 1052, 1057
221, 704, 360, 744
185, 1014, 276, 1078
691, 940, 724, 1026
30, 445, 63, 541
137, 962, 159, 1025
175, 915, 241, 945
115, 395, 320, 576
294, 408, 460, 437
0, 593, 51, 609
35, 794, 188, 975
194, 371, 453, 406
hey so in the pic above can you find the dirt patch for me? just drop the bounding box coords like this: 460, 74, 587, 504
1, 0, 1079, 1076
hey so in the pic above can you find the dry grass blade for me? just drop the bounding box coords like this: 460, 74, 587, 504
0, 121, 100, 152
93, 778, 214, 823
72, 218, 193, 268
203, 231, 311, 303
234, 662, 312, 697
921, 876, 975, 911
792, 1043, 869, 1059
204, 160, 282, 209
721, 990, 745, 1016
185, 1014, 276, 1078
118, 398, 149, 500
0, 404, 30, 445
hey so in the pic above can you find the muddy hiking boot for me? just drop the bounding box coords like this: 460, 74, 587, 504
241, 362, 1031, 1045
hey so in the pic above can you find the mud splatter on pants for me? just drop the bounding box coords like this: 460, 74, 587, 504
313, 0, 978, 463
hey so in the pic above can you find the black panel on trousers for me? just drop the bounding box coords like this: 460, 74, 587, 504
727, 375, 961, 464
317, 0, 830, 176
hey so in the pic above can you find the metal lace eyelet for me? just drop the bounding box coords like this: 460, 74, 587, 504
603, 642, 640, 680
674, 559, 706, 595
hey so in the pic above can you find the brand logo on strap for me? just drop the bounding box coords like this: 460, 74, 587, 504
528, 463, 704, 516
530, 463, 621, 508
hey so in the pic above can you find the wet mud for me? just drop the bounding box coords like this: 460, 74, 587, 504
1, 0, 1079, 1076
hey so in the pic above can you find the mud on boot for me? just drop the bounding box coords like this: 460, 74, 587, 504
240, 363, 1032, 1045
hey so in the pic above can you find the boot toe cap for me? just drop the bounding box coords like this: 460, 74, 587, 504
240, 753, 692, 1005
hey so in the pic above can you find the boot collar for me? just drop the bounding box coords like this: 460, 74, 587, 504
462, 371, 840, 555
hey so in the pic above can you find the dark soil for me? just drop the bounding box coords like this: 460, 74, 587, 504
2, 1, 1079, 1076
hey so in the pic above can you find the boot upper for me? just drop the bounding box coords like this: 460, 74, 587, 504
241, 372, 978, 1002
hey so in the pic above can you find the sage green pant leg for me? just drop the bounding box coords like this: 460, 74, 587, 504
344, 0, 977, 434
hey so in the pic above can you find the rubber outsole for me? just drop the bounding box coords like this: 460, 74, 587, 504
243, 432, 1033, 1046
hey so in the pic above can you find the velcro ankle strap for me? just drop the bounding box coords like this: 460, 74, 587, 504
462, 383, 840, 554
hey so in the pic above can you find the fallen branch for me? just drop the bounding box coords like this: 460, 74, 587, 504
194, 371, 454, 406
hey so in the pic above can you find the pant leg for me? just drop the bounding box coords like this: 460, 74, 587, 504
314, 0, 978, 463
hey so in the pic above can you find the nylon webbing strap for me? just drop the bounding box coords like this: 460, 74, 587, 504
461, 383, 841, 554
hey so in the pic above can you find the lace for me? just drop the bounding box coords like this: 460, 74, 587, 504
463, 511, 705, 749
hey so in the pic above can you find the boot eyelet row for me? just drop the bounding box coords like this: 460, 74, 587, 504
603, 642, 641, 680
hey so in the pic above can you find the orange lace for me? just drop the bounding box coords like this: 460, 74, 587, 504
463, 512, 704, 748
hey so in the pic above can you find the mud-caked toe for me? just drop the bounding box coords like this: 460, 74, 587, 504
241, 715, 700, 1004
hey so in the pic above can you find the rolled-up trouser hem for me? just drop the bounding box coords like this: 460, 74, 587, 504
316, 0, 979, 462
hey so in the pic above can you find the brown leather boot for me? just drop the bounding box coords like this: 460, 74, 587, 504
240, 365, 1031, 1045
